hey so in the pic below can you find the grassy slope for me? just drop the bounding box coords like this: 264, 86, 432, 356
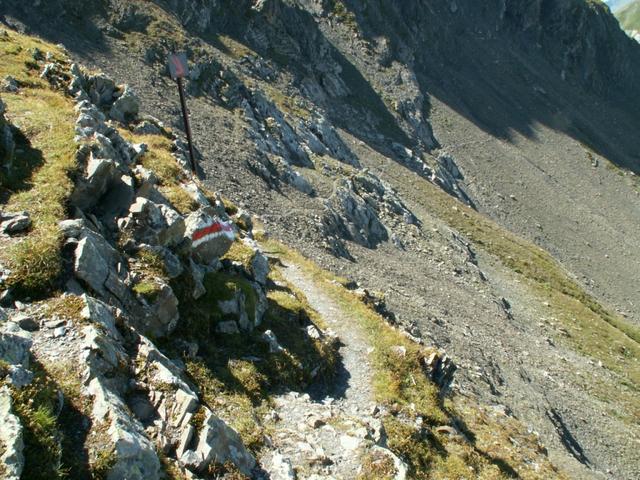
616, 0, 640, 30
0, 30, 77, 297
390, 169, 640, 424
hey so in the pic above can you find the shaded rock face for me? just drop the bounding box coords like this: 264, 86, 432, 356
0, 98, 15, 174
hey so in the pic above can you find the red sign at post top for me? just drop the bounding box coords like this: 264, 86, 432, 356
168, 53, 189, 80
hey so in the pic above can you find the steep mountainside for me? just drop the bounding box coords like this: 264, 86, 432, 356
2, 1, 640, 479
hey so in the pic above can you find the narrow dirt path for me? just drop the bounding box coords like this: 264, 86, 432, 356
260, 261, 406, 480
281, 261, 374, 411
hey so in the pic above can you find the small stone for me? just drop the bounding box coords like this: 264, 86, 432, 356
12, 314, 38, 332
1, 213, 31, 235
390, 345, 406, 357
53, 326, 67, 338
307, 415, 325, 429
2, 76, 19, 92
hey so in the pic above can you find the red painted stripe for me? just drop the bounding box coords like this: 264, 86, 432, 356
192, 222, 233, 242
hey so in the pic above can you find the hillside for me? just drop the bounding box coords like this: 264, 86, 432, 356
616, 0, 640, 30
1, 1, 640, 479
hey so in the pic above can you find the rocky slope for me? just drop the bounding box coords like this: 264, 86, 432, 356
615, 0, 640, 40
1, 1, 640, 479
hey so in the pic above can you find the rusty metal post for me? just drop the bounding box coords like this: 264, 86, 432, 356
176, 77, 196, 174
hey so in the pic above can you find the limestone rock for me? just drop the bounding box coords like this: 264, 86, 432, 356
2, 76, 18, 92
86, 376, 161, 480
110, 85, 140, 123
140, 281, 180, 338
70, 152, 120, 211
119, 197, 185, 248
133, 338, 199, 455
180, 409, 256, 476
0, 325, 32, 368
74, 230, 132, 308
0, 386, 24, 480
184, 209, 235, 263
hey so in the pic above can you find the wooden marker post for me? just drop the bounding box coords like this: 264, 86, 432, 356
168, 53, 197, 174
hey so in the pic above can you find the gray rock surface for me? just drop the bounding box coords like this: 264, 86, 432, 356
110, 85, 140, 123
180, 409, 256, 476
0, 386, 24, 480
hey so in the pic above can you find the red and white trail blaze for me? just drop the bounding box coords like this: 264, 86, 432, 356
191, 221, 235, 247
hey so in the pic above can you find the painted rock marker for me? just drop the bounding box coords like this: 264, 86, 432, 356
185, 209, 236, 262
192, 221, 235, 248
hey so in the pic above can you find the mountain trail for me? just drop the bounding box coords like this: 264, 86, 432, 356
259, 261, 403, 480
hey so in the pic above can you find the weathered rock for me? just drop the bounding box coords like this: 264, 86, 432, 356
187, 258, 206, 300
423, 351, 457, 390
139, 245, 183, 279
74, 230, 131, 307
86, 73, 116, 107
184, 209, 235, 263
266, 453, 296, 480
261, 329, 283, 353
0, 325, 32, 368
132, 120, 162, 136
110, 85, 140, 123
0, 386, 24, 480
218, 289, 251, 331
322, 177, 388, 249
70, 152, 120, 211
242, 238, 269, 286
11, 313, 38, 332
433, 152, 475, 208
120, 197, 186, 248
181, 181, 210, 208
180, 409, 256, 475
0, 212, 31, 235
86, 376, 161, 480
216, 320, 240, 334
81, 294, 119, 338
140, 281, 180, 338
2, 76, 19, 93
133, 338, 199, 455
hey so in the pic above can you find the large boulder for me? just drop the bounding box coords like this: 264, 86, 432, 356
184, 209, 235, 263
0, 386, 24, 480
